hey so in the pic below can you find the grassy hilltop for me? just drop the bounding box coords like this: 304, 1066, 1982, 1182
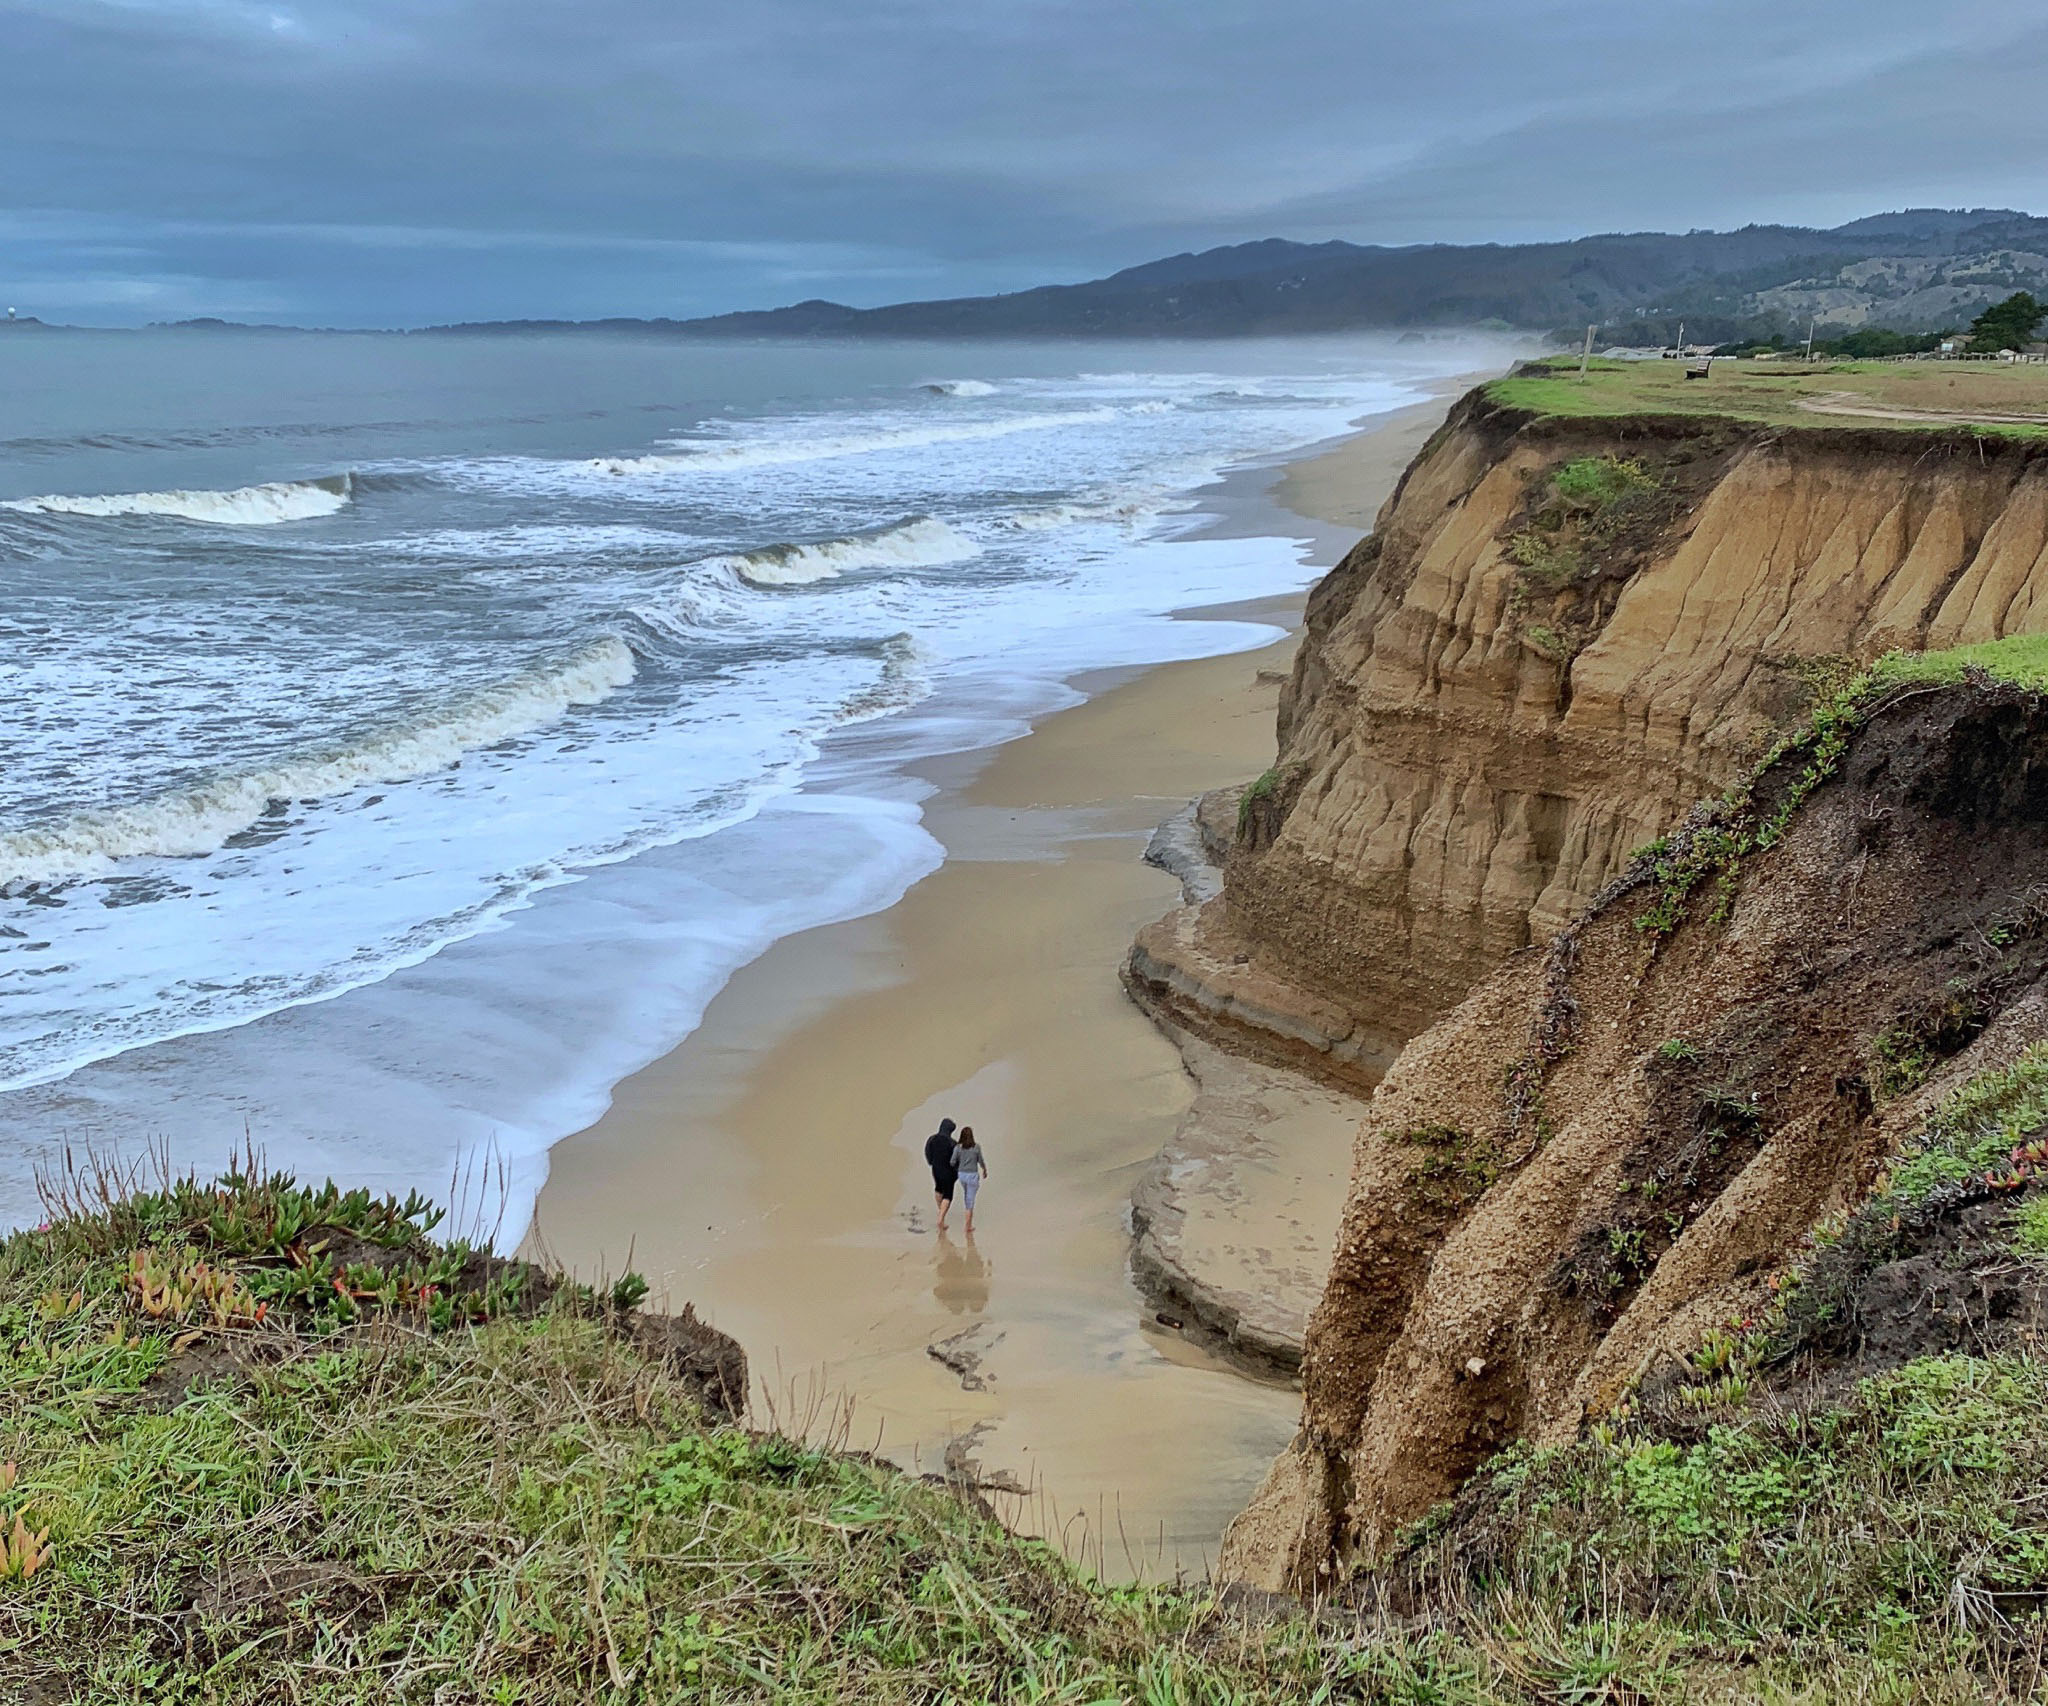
1492, 355, 2048, 439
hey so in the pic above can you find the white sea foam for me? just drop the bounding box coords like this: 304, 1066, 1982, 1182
626, 579, 752, 642
922, 379, 998, 397
708, 516, 978, 587
993, 494, 1166, 533
2, 473, 354, 526
586, 408, 1119, 476
837, 633, 933, 724
988, 462, 1219, 533
0, 637, 635, 885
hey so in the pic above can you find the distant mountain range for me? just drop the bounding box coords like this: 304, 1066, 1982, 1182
416, 208, 2048, 344
9, 209, 2037, 343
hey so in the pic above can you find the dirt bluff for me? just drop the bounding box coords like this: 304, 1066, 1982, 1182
1120, 385, 2048, 1589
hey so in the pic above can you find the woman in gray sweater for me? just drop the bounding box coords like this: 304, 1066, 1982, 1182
951, 1127, 989, 1233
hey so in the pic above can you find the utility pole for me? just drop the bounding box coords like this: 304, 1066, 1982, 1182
1579, 323, 1596, 381
1805, 317, 1816, 362
1676, 320, 1685, 359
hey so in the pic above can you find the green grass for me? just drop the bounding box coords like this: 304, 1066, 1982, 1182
3, 1167, 1360, 1703
2013, 1198, 2048, 1258
1237, 766, 1281, 822
1885, 1043, 2048, 1205
1397, 1352, 2048, 1698
1873, 632, 2048, 692
11, 1165, 2048, 1700
1547, 453, 1656, 509
1488, 356, 2048, 440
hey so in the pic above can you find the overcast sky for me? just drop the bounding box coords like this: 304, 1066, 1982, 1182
6, 0, 2046, 327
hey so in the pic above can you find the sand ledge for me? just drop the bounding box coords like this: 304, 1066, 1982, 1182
1123, 794, 1368, 1372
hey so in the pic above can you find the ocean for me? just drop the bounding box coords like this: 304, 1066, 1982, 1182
0, 330, 1494, 1237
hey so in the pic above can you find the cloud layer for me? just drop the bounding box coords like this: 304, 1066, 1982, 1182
5, 0, 2044, 325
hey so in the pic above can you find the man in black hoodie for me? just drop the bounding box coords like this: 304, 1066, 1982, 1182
923, 1118, 958, 1231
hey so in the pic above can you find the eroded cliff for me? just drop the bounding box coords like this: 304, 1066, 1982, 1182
1128, 394, 2048, 1084
1219, 661, 2048, 1588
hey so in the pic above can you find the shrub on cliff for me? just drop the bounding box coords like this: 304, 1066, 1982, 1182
1390, 1352, 2048, 1700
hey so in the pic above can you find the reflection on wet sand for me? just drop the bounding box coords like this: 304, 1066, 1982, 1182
933, 1229, 990, 1314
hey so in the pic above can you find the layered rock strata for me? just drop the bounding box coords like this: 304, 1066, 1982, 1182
1129, 396, 2048, 1085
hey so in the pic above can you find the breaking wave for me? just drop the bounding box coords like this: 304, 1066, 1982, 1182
2, 473, 354, 526
994, 496, 1157, 532
838, 634, 932, 724
587, 408, 1118, 476
707, 516, 978, 587
921, 379, 998, 397
0, 637, 635, 885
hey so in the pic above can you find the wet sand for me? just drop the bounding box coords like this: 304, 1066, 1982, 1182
1272, 378, 1479, 532
530, 393, 1466, 1576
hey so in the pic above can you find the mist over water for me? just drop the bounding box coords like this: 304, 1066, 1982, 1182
0, 331, 1497, 1235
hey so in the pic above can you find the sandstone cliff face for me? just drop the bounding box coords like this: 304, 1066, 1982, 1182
1128, 397, 2048, 1083
1221, 679, 2048, 1588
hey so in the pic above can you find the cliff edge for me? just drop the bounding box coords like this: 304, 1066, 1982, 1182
1220, 651, 2048, 1588
1129, 391, 2048, 1085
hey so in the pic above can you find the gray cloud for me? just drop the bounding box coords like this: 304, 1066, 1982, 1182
3, 0, 2043, 324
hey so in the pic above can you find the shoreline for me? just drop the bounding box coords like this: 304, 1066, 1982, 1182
529, 383, 1475, 1571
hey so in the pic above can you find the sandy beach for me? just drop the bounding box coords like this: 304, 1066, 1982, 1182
530, 387, 1468, 1574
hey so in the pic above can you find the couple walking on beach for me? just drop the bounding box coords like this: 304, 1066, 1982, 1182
923, 1117, 988, 1233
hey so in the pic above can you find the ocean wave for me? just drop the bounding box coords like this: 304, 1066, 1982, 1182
837, 633, 933, 724
624, 581, 752, 645
0, 637, 635, 885
587, 408, 1119, 477
707, 516, 978, 587
992, 496, 1156, 533
921, 379, 998, 398
1, 474, 354, 526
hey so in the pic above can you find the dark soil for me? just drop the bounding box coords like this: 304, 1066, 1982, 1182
632, 1303, 750, 1418
1554, 1050, 1771, 1327
1767, 1185, 2048, 1405
178, 1559, 408, 1660
138, 1335, 276, 1410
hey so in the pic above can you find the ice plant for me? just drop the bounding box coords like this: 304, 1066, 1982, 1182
126, 1248, 264, 1327
0, 1512, 50, 1584
0, 1468, 49, 1586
